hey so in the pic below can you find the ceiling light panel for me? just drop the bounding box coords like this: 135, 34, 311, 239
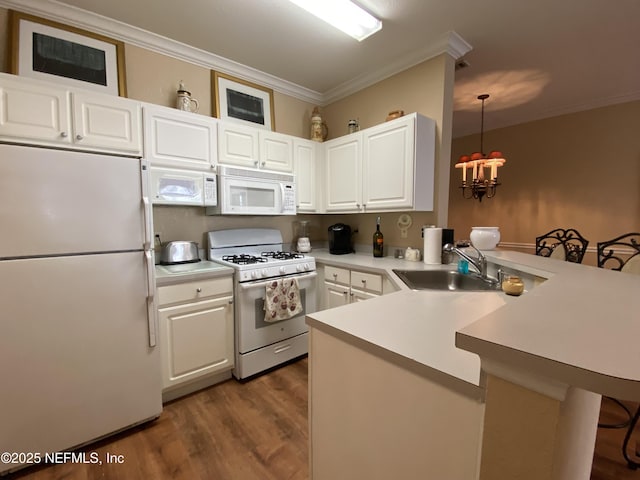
289, 0, 382, 41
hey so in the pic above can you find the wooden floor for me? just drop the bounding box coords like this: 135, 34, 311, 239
6, 357, 640, 480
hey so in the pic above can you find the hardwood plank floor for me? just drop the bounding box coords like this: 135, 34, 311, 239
5, 357, 640, 479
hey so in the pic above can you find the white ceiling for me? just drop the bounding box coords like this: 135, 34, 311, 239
13, 0, 640, 137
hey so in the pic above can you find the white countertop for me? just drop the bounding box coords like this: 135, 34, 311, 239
306, 249, 640, 400
155, 260, 234, 286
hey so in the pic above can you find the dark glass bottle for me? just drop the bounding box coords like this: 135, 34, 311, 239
373, 216, 384, 257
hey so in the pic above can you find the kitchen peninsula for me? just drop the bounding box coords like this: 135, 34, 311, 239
306, 250, 640, 480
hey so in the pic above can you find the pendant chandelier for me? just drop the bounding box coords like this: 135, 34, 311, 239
455, 94, 506, 201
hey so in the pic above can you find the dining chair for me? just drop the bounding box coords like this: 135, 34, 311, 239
535, 228, 589, 263
597, 232, 640, 468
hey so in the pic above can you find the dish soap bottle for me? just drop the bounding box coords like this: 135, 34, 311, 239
373, 216, 384, 257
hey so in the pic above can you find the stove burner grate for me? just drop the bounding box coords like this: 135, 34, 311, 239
261, 251, 305, 260
222, 254, 268, 265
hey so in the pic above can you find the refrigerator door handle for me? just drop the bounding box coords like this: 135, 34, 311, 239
140, 161, 153, 250
145, 250, 157, 347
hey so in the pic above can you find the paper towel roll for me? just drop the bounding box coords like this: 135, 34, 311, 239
423, 227, 442, 264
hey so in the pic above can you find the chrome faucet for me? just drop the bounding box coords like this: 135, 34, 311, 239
443, 241, 495, 283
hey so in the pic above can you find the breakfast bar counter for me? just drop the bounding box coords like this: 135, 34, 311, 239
306, 249, 640, 480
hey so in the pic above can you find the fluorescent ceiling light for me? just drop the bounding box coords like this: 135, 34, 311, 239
289, 0, 382, 41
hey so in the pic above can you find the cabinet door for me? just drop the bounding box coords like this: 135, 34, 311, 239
143, 105, 217, 170
362, 115, 414, 210
325, 135, 362, 212
350, 288, 379, 303
295, 139, 319, 212
0, 74, 71, 146
324, 282, 350, 309
72, 92, 142, 155
260, 130, 294, 172
350, 270, 383, 295
159, 296, 234, 389
218, 121, 260, 168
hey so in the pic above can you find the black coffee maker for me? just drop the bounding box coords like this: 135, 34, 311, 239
328, 223, 353, 255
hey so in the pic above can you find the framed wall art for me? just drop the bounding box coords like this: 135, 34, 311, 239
9, 10, 127, 96
211, 71, 275, 131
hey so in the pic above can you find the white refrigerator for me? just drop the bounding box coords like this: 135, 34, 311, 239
0, 144, 161, 473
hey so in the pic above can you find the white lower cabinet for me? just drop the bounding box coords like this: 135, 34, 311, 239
157, 276, 234, 401
322, 265, 383, 309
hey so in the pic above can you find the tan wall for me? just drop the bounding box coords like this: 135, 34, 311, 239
322, 53, 454, 222
448, 100, 640, 265
0, 5, 454, 252
317, 54, 455, 252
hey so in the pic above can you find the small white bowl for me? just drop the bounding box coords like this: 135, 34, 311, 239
470, 227, 501, 250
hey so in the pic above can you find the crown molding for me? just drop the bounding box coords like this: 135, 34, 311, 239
323, 31, 472, 104
0, 0, 471, 107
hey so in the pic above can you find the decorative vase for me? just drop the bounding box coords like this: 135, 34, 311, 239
470, 226, 500, 250
310, 107, 328, 142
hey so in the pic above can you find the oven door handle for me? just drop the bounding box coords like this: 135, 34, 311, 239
238, 271, 317, 290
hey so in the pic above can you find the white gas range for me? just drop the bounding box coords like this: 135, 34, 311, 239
208, 228, 317, 379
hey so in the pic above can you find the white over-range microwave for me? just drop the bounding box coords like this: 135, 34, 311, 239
206, 165, 296, 216
150, 167, 217, 206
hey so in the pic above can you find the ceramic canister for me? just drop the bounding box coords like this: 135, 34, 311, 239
470, 227, 501, 250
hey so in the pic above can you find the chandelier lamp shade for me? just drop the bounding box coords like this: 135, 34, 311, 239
455, 94, 506, 201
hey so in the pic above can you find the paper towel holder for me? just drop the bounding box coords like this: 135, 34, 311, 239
397, 214, 412, 238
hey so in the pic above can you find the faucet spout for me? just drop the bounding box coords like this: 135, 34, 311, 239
443, 242, 490, 280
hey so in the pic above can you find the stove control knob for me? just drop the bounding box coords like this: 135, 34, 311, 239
279, 266, 286, 274
296, 264, 303, 272
251, 271, 258, 279
304, 263, 310, 271
261, 269, 268, 277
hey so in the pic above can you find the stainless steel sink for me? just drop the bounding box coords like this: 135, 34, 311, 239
392, 269, 501, 291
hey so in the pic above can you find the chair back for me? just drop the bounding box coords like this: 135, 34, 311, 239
597, 233, 640, 273
535, 228, 589, 263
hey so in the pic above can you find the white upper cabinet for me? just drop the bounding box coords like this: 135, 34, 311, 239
143, 104, 217, 171
362, 115, 415, 210
217, 121, 259, 168
72, 92, 142, 155
218, 121, 294, 173
324, 134, 362, 212
294, 138, 322, 213
324, 113, 435, 213
260, 130, 294, 172
0, 73, 142, 156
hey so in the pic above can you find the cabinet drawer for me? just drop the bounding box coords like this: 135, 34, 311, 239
324, 265, 350, 285
158, 276, 233, 306
350, 270, 383, 294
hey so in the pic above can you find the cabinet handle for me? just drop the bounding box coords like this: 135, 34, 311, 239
261, 161, 266, 167
196, 287, 202, 293
76, 134, 83, 141
254, 160, 259, 166
361, 279, 366, 284
333, 273, 338, 280
60, 132, 68, 138
228, 299, 233, 304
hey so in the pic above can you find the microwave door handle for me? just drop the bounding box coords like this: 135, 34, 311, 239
280, 183, 285, 213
